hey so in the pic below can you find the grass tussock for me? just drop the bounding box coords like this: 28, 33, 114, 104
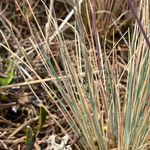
0, 0, 149, 149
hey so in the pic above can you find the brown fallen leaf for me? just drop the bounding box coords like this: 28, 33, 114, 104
18, 92, 31, 106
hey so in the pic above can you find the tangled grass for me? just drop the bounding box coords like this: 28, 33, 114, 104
0, 0, 149, 149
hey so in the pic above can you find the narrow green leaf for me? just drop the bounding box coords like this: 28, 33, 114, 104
38, 106, 48, 132
25, 126, 35, 150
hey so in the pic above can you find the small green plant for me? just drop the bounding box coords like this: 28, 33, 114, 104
25, 126, 35, 150
25, 106, 48, 149
0, 60, 15, 86
37, 105, 48, 135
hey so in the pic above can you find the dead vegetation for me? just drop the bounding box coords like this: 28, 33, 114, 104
0, 0, 149, 150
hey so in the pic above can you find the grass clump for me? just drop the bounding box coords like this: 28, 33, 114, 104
0, 0, 149, 149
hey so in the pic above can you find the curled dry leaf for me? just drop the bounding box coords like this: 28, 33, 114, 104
18, 92, 31, 106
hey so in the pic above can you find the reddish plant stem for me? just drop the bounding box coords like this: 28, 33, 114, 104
128, 0, 150, 48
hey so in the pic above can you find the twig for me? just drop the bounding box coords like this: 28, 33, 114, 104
0, 102, 16, 110
1, 136, 25, 144
7, 117, 38, 139
0, 70, 100, 89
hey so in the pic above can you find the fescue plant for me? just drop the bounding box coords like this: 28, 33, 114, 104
0, 0, 149, 149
